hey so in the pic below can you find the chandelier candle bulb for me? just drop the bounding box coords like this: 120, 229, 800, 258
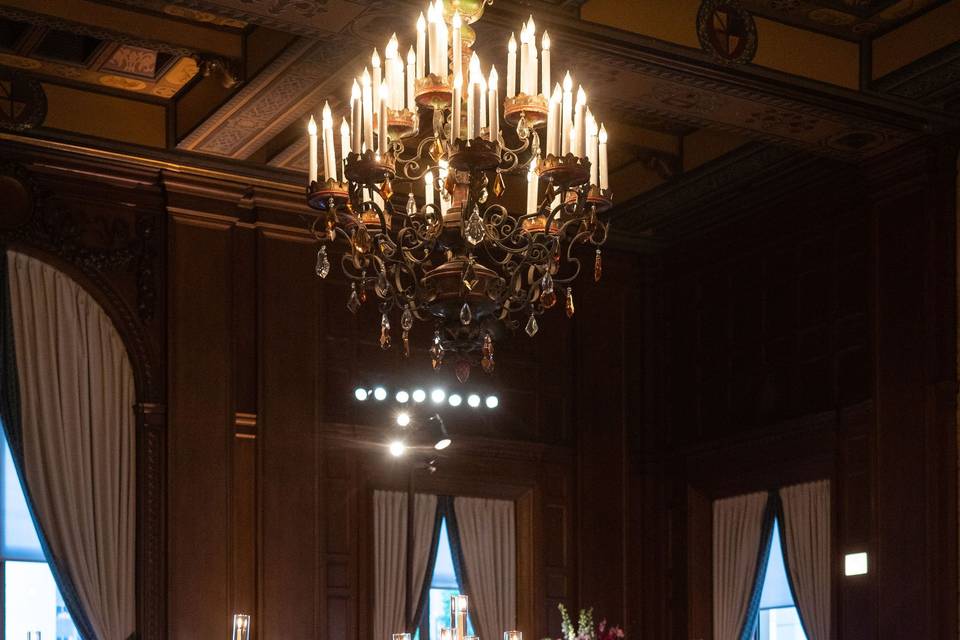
561, 72, 573, 155
599, 123, 609, 190
541, 31, 551, 97
351, 80, 361, 153
519, 25, 529, 95
406, 47, 416, 111
587, 113, 598, 186
385, 39, 395, 109
321, 102, 334, 181
379, 82, 389, 153
574, 86, 586, 157
307, 115, 318, 184
488, 66, 499, 144
452, 73, 462, 142
424, 169, 434, 208
452, 12, 462, 86
438, 7, 449, 81
362, 68, 373, 152
527, 158, 538, 214
479, 75, 487, 139
528, 16, 538, 96
416, 12, 426, 79
427, 2, 437, 75
546, 84, 560, 156
507, 33, 517, 98
372, 49, 381, 114
340, 117, 350, 182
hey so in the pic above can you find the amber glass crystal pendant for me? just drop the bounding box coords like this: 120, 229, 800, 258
594, 248, 602, 282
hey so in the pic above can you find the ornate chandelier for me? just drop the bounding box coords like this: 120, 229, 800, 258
305, 0, 612, 381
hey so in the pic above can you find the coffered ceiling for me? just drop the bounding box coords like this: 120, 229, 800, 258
0, 0, 957, 246
741, 0, 946, 40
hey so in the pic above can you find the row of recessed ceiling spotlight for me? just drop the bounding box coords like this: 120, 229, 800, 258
354, 386, 499, 409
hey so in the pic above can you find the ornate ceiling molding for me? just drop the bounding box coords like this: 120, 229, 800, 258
177, 37, 361, 158
472, 5, 948, 161
873, 40, 960, 112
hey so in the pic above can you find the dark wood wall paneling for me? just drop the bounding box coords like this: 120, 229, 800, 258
159, 168, 638, 640
2, 135, 957, 640
634, 139, 959, 640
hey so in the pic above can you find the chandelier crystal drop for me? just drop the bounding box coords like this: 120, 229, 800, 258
305, 0, 613, 374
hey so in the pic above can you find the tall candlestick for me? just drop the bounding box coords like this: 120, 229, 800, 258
371, 48, 381, 116
561, 72, 572, 155
507, 33, 517, 98
406, 47, 416, 111
350, 79, 361, 153
527, 16, 537, 97
452, 73, 462, 142
416, 12, 426, 79
488, 65, 499, 144
573, 85, 586, 157
307, 115, 318, 183
527, 157, 538, 214
362, 68, 373, 152
452, 12, 462, 86
541, 31, 551, 97
598, 123, 608, 190
379, 81, 389, 154
340, 117, 350, 183
586, 113, 598, 186
322, 102, 335, 181
546, 83, 560, 156
519, 25, 529, 95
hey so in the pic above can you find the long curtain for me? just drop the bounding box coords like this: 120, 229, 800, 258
454, 496, 515, 640
780, 480, 831, 640
3, 250, 136, 640
373, 490, 439, 640
713, 491, 770, 640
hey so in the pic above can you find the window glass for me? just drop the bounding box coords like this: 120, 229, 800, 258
1, 430, 81, 639
424, 516, 474, 640
756, 520, 806, 640
2, 438, 43, 560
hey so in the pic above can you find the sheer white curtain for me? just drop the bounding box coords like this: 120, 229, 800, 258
7, 250, 136, 640
713, 491, 769, 640
454, 496, 515, 640
373, 490, 438, 640
780, 480, 831, 640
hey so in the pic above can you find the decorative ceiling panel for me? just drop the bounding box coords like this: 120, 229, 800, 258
177, 37, 361, 157
739, 0, 944, 40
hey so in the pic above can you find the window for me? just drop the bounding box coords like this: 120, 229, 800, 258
417, 517, 474, 640
755, 519, 806, 640
1, 431, 81, 640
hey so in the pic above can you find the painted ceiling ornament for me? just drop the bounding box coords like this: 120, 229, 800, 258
697, 0, 759, 65
0, 71, 46, 132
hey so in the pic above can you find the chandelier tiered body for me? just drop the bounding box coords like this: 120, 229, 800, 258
306, 0, 612, 381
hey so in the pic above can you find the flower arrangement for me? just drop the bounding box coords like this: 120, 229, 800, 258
556, 604, 625, 640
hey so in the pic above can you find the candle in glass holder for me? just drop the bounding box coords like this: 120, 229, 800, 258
505, 632, 522, 640
232, 614, 251, 640
393, 634, 412, 640
440, 628, 455, 640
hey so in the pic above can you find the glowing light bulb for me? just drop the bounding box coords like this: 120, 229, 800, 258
467, 394, 481, 408
389, 440, 406, 457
